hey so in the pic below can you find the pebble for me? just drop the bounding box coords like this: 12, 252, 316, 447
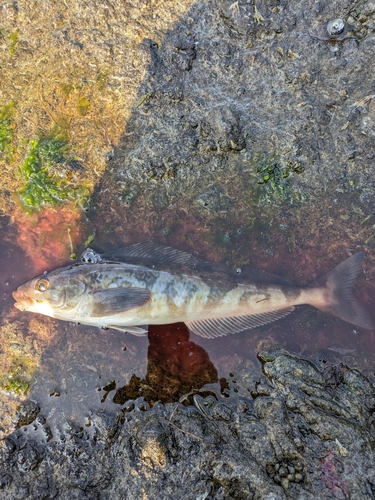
293, 437, 303, 449
281, 478, 289, 490
279, 466, 287, 477
294, 460, 303, 471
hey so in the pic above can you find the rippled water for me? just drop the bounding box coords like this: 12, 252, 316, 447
1, 208, 374, 438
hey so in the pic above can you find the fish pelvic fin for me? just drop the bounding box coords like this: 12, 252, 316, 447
313, 252, 373, 330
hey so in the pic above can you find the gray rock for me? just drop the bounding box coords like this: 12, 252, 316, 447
1, 350, 375, 499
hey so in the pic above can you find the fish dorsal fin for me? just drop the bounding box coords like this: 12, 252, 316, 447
186, 307, 294, 338
101, 242, 231, 273
89, 287, 151, 317
100, 243, 293, 282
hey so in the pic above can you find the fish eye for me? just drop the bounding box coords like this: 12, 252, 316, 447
35, 278, 49, 292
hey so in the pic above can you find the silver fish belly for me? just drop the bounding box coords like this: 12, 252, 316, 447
12, 243, 373, 338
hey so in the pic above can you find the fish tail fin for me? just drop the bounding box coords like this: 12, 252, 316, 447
313, 252, 373, 330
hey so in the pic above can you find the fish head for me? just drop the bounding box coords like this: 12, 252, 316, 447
12, 267, 86, 318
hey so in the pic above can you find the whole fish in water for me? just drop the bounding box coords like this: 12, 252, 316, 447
12, 243, 373, 338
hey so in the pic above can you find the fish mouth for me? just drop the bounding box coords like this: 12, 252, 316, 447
12, 290, 35, 310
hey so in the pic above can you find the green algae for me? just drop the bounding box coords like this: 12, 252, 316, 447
0, 28, 19, 55
253, 154, 305, 206
95, 67, 109, 90
8, 29, 19, 55
0, 324, 38, 396
77, 97, 90, 116
17, 134, 90, 213
84, 231, 96, 246
3, 374, 30, 395
119, 185, 138, 205
0, 101, 15, 159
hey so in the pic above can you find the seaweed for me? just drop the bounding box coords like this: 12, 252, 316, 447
0, 28, 19, 55
0, 101, 15, 159
119, 185, 138, 205
77, 97, 90, 116
253, 154, 305, 205
8, 29, 19, 55
17, 135, 89, 213
0, 324, 39, 396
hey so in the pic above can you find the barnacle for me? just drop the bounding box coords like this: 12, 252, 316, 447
327, 19, 345, 36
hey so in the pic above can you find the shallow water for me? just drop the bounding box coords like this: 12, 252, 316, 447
1, 207, 374, 438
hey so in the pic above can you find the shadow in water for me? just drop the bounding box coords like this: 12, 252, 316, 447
113, 323, 218, 406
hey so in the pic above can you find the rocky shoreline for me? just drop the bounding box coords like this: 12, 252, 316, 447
1, 349, 374, 499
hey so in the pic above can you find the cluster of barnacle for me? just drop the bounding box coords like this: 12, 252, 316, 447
268, 460, 304, 490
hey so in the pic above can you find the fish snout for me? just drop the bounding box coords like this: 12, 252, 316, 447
12, 289, 34, 310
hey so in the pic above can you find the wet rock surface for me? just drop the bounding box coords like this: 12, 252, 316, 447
95, 0, 375, 250
1, 0, 375, 498
1, 350, 375, 499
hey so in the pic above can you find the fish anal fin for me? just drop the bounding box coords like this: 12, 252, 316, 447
186, 307, 294, 338
89, 287, 151, 317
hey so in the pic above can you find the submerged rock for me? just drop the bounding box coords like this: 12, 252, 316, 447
1, 350, 374, 499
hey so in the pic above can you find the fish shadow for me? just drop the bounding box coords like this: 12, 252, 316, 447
113, 322, 218, 406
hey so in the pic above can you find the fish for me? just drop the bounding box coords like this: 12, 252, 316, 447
12, 243, 373, 338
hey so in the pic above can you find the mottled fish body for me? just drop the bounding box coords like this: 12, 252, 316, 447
12, 243, 373, 338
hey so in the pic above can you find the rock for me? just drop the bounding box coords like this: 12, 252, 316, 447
0, 350, 375, 498
16, 401, 40, 428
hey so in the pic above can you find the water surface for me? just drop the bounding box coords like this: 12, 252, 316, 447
1, 207, 374, 439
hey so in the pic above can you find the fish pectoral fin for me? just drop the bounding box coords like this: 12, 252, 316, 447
89, 287, 151, 316
186, 307, 294, 338
108, 325, 148, 336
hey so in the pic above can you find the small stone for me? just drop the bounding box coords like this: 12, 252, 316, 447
294, 460, 303, 471
288, 465, 295, 474
281, 478, 289, 490
286, 399, 296, 410
287, 473, 295, 481
295, 473, 304, 482
279, 467, 287, 477
273, 474, 281, 484
274, 463, 280, 472
293, 437, 302, 449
